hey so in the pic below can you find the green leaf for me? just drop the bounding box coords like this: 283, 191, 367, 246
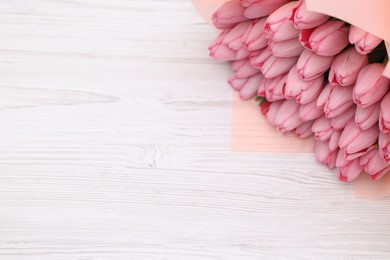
257, 97, 266, 106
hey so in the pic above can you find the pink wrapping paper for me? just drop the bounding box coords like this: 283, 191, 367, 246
191, 0, 227, 27
192, 0, 390, 198
231, 92, 315, 153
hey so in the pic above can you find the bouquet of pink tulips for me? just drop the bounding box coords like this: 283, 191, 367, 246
208, 0, 390, 181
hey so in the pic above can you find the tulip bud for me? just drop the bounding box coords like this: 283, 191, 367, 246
284, 65, 323, 104
355, 103, 380, 130
379, 132, 390, 164
296, 49, 334, 81
240, 0, 258, 7
299, 20, 349, 56
329, 130, 342, 151
223, 21, 253, 51
290, 0, 329, 29
299, 99, 324, 122
209, 43, 237, 61
231, 59, 246, 71
239, 74, 264, 100
315, 140, 338, 169
312, 116, 333, 141
275, 99, 302, 132
295, 121, 314, 139
212, 0, 248, 29
336, 150, 362, 182
317, 83, 354, 118
379, 92, 390, 134
237, 48, 250, 60
349, 25, 384, 55
257, 76, 267, 97
242, 18, 269, 51
244, 0, 291, 19
268, 37, 305, 58
248, 49, 266, 69
339, 120, 379, 160
353, 63, 389, 108
208, 30, 229, 52
360, 149, 390, 180
250, 48, 273, 69
228, 75, 248, 91
259, 99, 271, 115
261, 55, 298, 79
232, 59, 261, 78
264, 1, 300, 41
265, 100, 284, 127
328, 47, 369, 86
264, 74, 287, 102
330, 106, 356, 130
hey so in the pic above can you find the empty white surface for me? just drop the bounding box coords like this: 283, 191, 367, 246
0, 1, 390, 259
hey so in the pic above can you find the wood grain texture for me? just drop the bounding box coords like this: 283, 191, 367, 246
0, 1, 390, 259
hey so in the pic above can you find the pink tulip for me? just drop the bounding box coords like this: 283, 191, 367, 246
339, 119, 379, 160
212, 0, 248, 29
299, 20, 349, 56
328, 47, 369, 87
275, 99, 302, 132
284, 65, 323, 104
232, 59, 261, 78
259, 99, 271, 115
248, 49, 264, 68
265, 100, 284, 127
249, 48, 272, 69
231, 59, 246, 71
228, 74, 248, 91
209, 43, 237, 61
312, 116, 333, 141
223, 21, 253, 51
257, 77, 267, 97
355, 103, 380, 130
295, 121, 314, 139
264, 1, 299, 41
244, 0, 291, 19
208, 29, 229, 52
329, 47, 368, 86
235, 47, 250, 60
330, 106, 355, 130
240, 0, 258, 7
296, 49, 334, 81
290, 0, 329, 29
379, 132, 390, 164
336, 150, 362, 182
239, 74, 264, 100
328, 130, 341, 151
264, 74, 287, 102
209, 29, 246, 61
379, 92, 390, 134
261, 55, 298, 79
353, 63, 389, 108
349, 25, 384, 55
315, 140, 337, 169
268, 37, 305, 58
317, 83, 354, 118
360, 149, 390, 180
242, 18, 269, 51
299, 99, 324, 122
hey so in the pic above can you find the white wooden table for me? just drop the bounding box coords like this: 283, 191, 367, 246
0, 1, 390, 259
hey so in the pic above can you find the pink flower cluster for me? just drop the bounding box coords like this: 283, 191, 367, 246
209, 0, 390, 181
